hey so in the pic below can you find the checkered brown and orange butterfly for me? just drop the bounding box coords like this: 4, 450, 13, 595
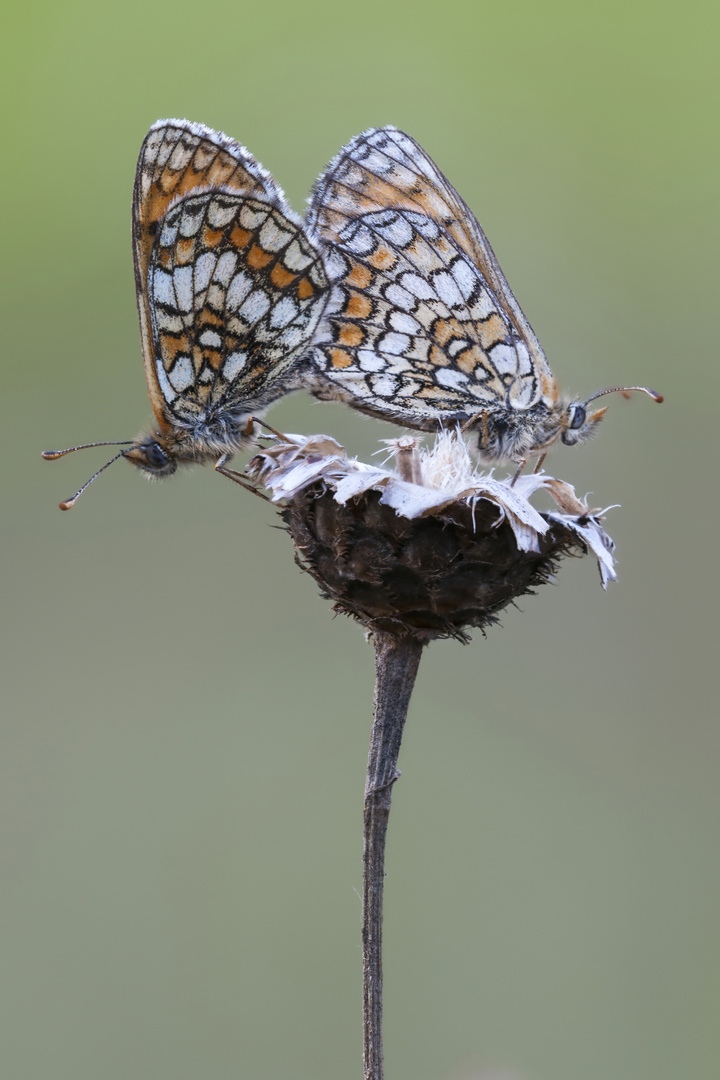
45, 121, 661, 508
303, 126, 661, 468
44, 120, 329, 507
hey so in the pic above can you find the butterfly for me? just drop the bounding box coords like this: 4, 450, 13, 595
44, 119, 328, 508
303, 126, 662, 466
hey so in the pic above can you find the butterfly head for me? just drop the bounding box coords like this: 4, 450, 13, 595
476, 384, 663, 464
559, 400, 607, 446
42, 432, 182, 510
557, 384, 663, 450
124, 435, 178, 478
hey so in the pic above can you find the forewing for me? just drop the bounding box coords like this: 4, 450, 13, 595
133, 120, 306, 427
307, 127, 556, 415
148, 190, 327, 424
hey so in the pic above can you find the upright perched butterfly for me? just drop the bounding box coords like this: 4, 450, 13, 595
304, 126, 661, 465
44, 120, 328, 507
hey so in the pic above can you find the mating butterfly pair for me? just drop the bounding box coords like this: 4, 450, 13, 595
45, 120, 661, 508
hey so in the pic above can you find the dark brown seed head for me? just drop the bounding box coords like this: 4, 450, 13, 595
282, 484, 584, 642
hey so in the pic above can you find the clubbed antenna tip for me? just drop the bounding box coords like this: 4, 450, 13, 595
43, 444, 133, 510
584, 385, 663, 406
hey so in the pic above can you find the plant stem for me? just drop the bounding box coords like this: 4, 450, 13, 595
363, 632, 424, 1080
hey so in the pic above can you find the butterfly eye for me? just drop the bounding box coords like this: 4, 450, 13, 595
567, 403, 586, 430
125, 439, 177, 477
143, 441, 169, 469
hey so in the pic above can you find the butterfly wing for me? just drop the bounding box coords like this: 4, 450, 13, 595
305, 127, 556, 425
133, 120, 327, 432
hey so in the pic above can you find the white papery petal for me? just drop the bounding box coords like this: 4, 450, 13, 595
548, 514, 617, 588
247, 430, 617, 587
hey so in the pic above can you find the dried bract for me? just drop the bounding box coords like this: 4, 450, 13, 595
248, 431, 617, 641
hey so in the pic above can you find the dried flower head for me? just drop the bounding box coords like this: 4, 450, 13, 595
248, 430, 616, 642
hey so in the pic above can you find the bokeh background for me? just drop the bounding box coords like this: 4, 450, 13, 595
2, 0, 718, 1077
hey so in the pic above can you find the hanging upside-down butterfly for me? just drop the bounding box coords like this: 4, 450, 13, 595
302, 125, 661, 465
44, 119, 328, 508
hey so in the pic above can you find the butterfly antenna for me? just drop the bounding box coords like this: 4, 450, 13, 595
583, 386, 664, 406
42, 440, 134, 460
49, 448, 133, 510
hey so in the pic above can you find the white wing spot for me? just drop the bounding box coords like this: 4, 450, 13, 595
362, 150, 395, 174
400, 273, 436, 301
214, 251, 237, 286
304, 295, 326, 323
223, 351, 248, 380
143, 128, 164, 161
277, 324, 306, 350
155, 309, 183, 333
376, 214, 414, 247
390, 131, 421, 157
370, 374, 398, 397
471, 290, 497, 320
199, 329, 222, 348
369, 135, 409, 168
324, 249, 349, 281
308, 262, 328, 288
489, 343, 518, 375
344, 224, 375, 256
154, 136, 174, 169
359, 351, 386, 372
155, 359, 177, 402
169, 355, 195, 392
389, 311, 420, 334
159, 220, 179, 246
169, 141, 193, 172
239, 205, 268, 230
436, 368, 469, 390
284, 239, 314, 271
433, 271, 464, 309
447, 338, 470, 358
173, 267, 194, 312
514, 340, 533, 375
227, 271, 252, 310
152, 269, 175, 307
239, 289, 271, 325
451, 258, 478, 301
179, 206, 204, 239
259, 218, 292, 253
379, 332, 410, 356
270, 296, 299, 328
207, 200, 237, 228
384, 282, 416, 311
406, 213, 440, 240
194, 252, 215, 294
397, 380, 422, 397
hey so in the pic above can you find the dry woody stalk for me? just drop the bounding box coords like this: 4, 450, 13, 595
247, 428, 618, 1080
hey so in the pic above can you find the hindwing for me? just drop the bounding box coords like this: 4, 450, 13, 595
306, 127, 557, 425
133, 120, 327, 431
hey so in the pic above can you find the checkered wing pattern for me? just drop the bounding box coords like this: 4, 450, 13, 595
305, 126, 556, 426
134, 120, 327, 430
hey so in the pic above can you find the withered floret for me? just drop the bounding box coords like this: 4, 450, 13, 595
248, 431, 616, 642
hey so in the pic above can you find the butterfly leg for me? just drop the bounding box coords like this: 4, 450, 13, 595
461, 410, 490, 450
242, 415, 288, 442
532, 452, 547, 474
214, 455, 270, 502
510, 458, 527, 486
461, 411, 490, 458
460, 411, 483, 434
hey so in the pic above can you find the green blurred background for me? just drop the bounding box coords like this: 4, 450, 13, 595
2, 0, 718, 1077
